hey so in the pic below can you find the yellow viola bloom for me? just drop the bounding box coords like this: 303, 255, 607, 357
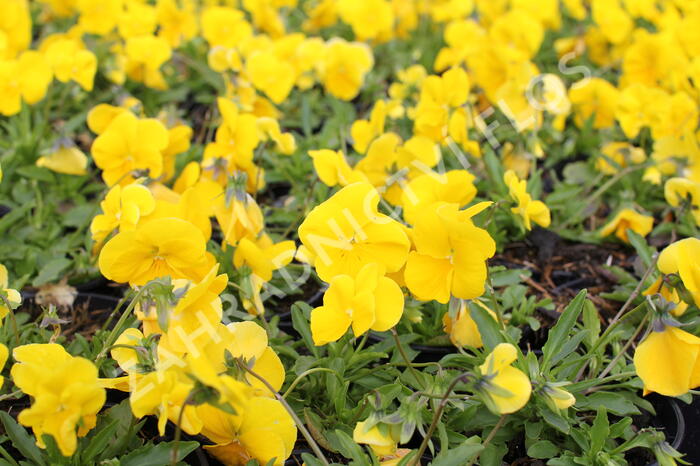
351, 100, 387, 154
201, 396, 296, 466
298, 182, 410, 282
478, 343, 532, 414
11, 344, 106, 456
310, 262, 404, 345
317, 39, 374, 101
310, 149, 368, 188
214, 192, 264, 247
98, 217, 208, 285
124, 35, 172, 90
0, 343, 7, 389
634, 325, 700, 397
36, 144, 88, 176
337, 0, 394, 42
443, 300, 496, 348
0, 264, 21, 325
0, 52, 53, 116
246, 51, 296, 104
156, 0, 199, 48
117, 0, 157, 39
201, 6, 253, 49
542, 383, 576, 411
233, 235, 296, 282
353, 420, 400, 457
404, 202, 495, 303
257, 117, 296, 155
0, 0, 31, 59
664, 178, 700, 226
568, 77, 619, 129
658, 238, 700, 305
91, 111, 170, 186
596, 142, 646, 175
76, 0, 122, 36
503, 170, 551, 230
644, 277, 688, 317
600, 208, 654, 243
44, 38, 97, 91
400, 170, 477, 225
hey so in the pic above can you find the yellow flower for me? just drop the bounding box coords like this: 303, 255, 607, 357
317, 39, 374, 101
634, 325, 700, 397
76, 0, 122, 36
117, 0, 157, 39
337, 0, 394, 42
36, 143, 88, 176
124, 35, 172, 90
600, 208, 654, 243
201, 6, 253, 48
489, 9, 544, 57
91, 111, 170, 186
257, 117, 296, 155
658, 238, 700, 305
442, 300, 495, 348
541, 383, 576, 411
478, 343, 531, 414
0, 343, 7, 389
246, 51, 296, 104
233, 235, 296, 282
11, 344, 106, 456
311, 262, 404, 345
404, 202, 495, 303
298, 182, 410, 282
0, 0, 31, 59
568, 77, 619, 129
400, 170, 477, 225
201, 397, 296, 466
596, 142, 646, 175
643, 277, 688, 317
664, 178, 700, 226
90, 182, 156, 243
0, 264, 21, 325
309, 149, 368, 188
44, 38, 97, 91
503, 170, 551, 230
98, 217, 208, 285
214, 192, 264, 247
351, 100, 386, 154
156, 0, 198, 47
0, 52, 53, 116
591, 0, 633, 45
353, 420, 400, 457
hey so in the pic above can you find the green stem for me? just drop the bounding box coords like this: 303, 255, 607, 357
171, 391, 196, 466
466, 415, 508, 466
594, 312, 649, 383
412, 372, 471, 466
238, 361, 330, 466
486, 272, 505, 330
391, 329, 424, 390
282, 368, 343, 399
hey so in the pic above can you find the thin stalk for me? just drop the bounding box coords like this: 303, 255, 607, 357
282, 368, 343, 399
412, 372, 471, 466
171, 391, 196, 466
594, 313, 649, 384
238, 361, 330, 466
486, 272, 505, 330
466, 415, 508, 466
391, 329, 424, 389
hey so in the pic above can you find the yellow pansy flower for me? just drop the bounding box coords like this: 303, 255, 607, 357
568, 77, 619, 129
11, 344, 106, 456
443, 300, 496, 348
478, 343, 532, 414
596, 142, 646, 175
400, 170, 477, 225
36, 143, 88, 176
124, 35, 172, 90
643, 277, 688, 317
201, 6, 253, 48
310, 262, 404, 345
353, 420, 400, 457
351, 100, 387, 154
658, 238, 700, 305
233, 235, 296, 282
91, 111, 170, 186
214, 192, 264, 247
634, 325, 700, 397
0, 0, 31, 59
317, 39, 374, 101
600, 208, 654, 243
257, 117, 296, 155
503, 170, 551, 230
0, 264, 21, 325
76, 0, 122, 36
298, 182, 410, 282
98, 217, 208, 285
44, 38, 97, 91
0, 52, 53, 116
246, 51, 296, 104
404, 202, 495, 303
337, 0, 394, 42
156, 0, 199, 47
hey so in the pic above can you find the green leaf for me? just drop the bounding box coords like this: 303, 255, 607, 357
590, 407, 609, 454
328, 430, 369, 464
431, 441, 483, 466
0, 412, 46, 466
81, 419, 119, 462
576, 392, 640, 416
16, 166, 55, 183
542, 290, 587, 371
119, 441, 199, 466
292, 301, 320, 358
627, 230, 655, 268
539, 406, 570, 434
527, 440, 559, 459
469, 301, 504, 351
32, 257, 71, 286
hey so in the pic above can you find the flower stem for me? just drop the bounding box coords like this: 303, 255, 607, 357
282, 368, 343, 399
594, 312, 650, 384
96, 284, 153, 362
391, 328, 424, 390
238, 361, 330, 466
465, 415, 508, 466
412, 372, 471, 466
